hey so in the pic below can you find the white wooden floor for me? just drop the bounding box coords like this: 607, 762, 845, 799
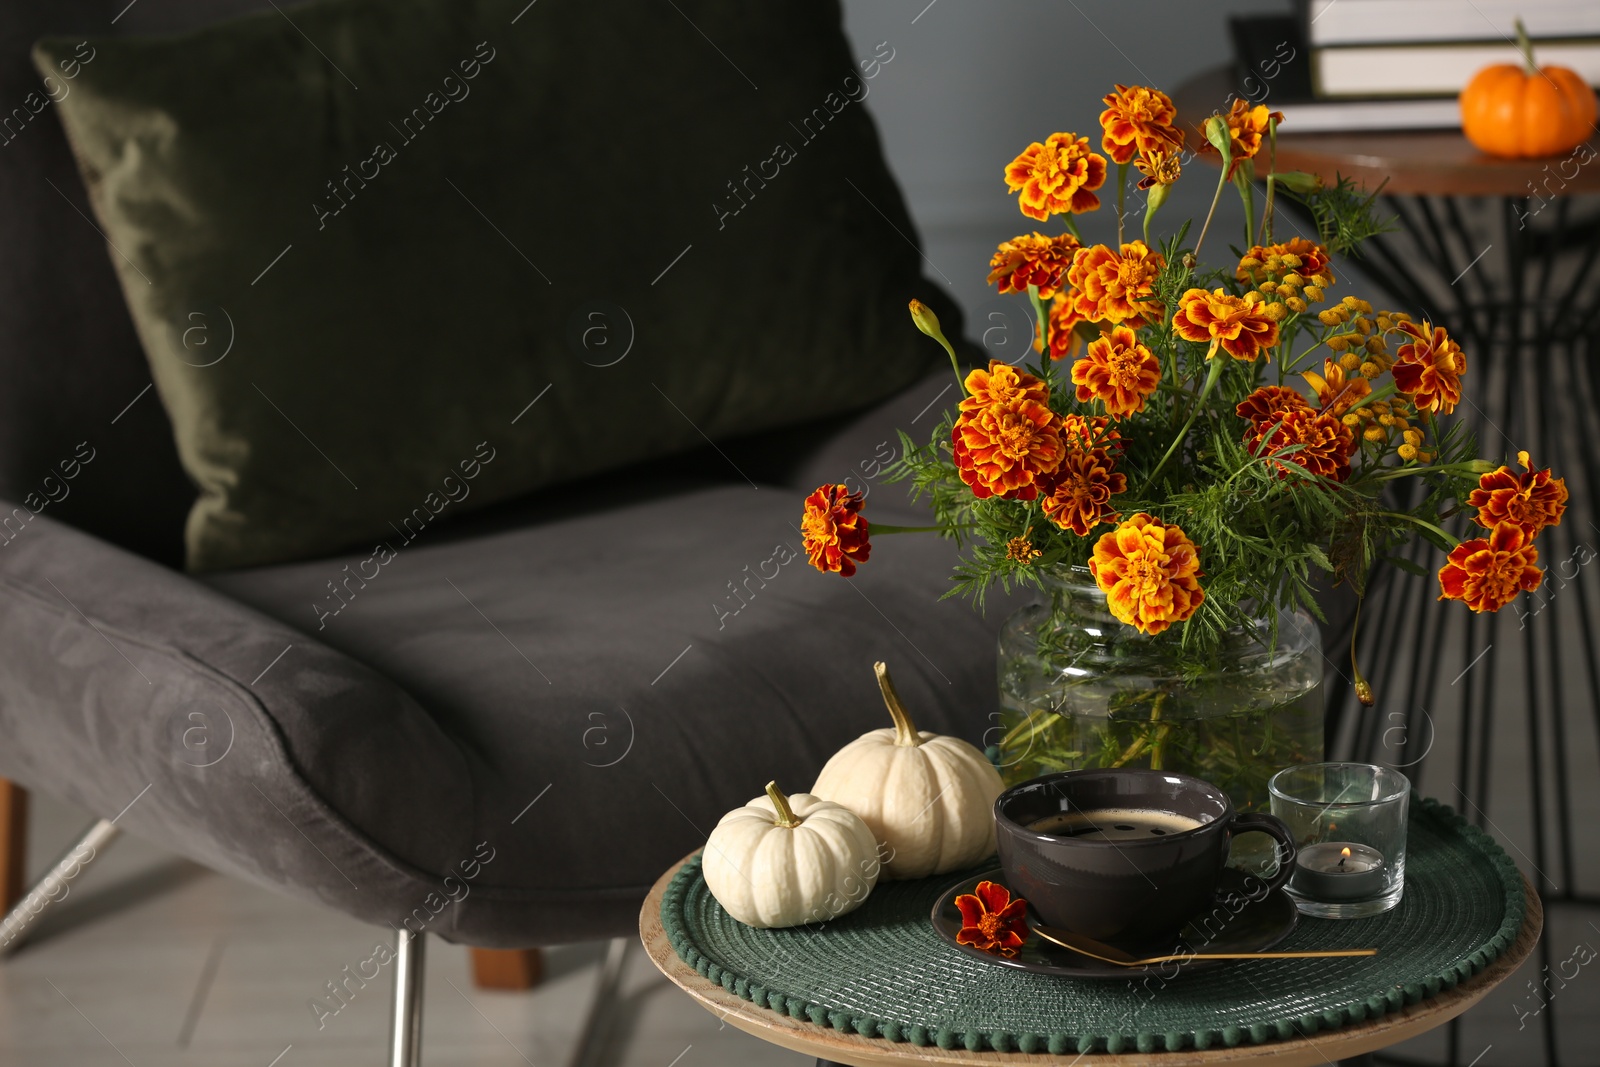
0, 790, 808, 1067
0, 783, 1591, 1066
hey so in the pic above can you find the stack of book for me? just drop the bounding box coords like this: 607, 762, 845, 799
1229, 1, 1600, 133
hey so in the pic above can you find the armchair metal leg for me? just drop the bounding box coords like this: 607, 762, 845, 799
388, 927, 426, 1067
0, 817, 119, 958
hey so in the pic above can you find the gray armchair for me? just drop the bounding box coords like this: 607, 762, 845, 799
0, 1, 1009, 1063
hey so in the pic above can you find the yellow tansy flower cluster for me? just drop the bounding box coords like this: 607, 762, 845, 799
1237, 238, 1336, 318
1319, 299, 1411, 381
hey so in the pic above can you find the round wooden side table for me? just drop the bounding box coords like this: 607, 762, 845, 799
1175, 68, 1598, 1067
639, 851, 1541, 1067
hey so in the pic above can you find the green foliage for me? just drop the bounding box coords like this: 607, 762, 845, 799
1281, 172, 1397, 256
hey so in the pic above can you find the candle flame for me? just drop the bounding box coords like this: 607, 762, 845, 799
1341, 846, 1352, 858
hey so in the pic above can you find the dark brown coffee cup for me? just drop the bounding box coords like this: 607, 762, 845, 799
994, 769, 1297, 947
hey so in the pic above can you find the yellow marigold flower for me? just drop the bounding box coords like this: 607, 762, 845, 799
802, 484, 872, 577
1072, 324, 1162, 417
1067, 241, 1166, 327
1005, 133, 1108, 221
1089, 513, 1205, 635
1040, 447, 1128, 536
1173, 287, 1281, 360
1249, 408, 1357, 482
960, 360, 1049, 415
1100, 84, 1183, 164
952, 398, 1066, 501
1393, 320, 1466, 414
1134, 148, 1183, 189
1042, 288, 1091, 361
1303, 357, 1371, 418
987, 232, 1082, 299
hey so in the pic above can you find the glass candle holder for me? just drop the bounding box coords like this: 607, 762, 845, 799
1268, 763, 1410, 918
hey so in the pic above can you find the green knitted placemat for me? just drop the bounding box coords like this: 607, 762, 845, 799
661, 797, 1525, 1055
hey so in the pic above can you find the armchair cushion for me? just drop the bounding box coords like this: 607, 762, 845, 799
37, 0, 956, 572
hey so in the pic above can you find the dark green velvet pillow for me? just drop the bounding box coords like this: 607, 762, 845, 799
38, 0, 948, 570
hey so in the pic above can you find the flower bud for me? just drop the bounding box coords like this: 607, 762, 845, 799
1271, 170, 1325, 195
909, 299, 942, 340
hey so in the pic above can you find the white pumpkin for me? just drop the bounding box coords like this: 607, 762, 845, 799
811, 661, 1003, 879
702, 781, 881, 929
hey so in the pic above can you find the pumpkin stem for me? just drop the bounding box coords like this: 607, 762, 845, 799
765, 780, 803, 828
874, 661, 922, 747
1514, 17, 1537, 75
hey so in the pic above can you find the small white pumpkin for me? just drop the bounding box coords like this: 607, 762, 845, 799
702, 780, 881, 929
811, 661, 1004, 880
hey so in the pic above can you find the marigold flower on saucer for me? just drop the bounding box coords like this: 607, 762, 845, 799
1042, 289, 1090, 360
1068, 241, 1166, 327
1089, 513, 1205, 635
1004, 133, 1107, 221
1438, 522, 1543, 613
1302, 357, 1371, 418
1040, 447, 1127, 536
952, 399, 1065, 501
1392, 320, 1466, 414
1235, 384, 1311, 427
1134, 148, 1182, 189
959, 360, 1049, 414
1249, 408, 1357, 482
1202, 99, 1284, 178
1099, 84, 1183, 164
801, 484, 871, 578
954, 880, 1029, 958
1072, 325, 1161, 417
1173, 288, 1281, 361
1468, 451, 1568, 537
987, 232, 1082, 299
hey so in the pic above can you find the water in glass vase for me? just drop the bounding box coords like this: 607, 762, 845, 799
996, 568, 1324, 866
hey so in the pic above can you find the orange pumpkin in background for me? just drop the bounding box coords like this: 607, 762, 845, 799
1460, 20, 1598, 158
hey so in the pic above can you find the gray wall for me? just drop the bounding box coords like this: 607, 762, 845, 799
839, 0, 1293, 329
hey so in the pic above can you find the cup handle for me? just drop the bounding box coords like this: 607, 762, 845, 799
1222, 812, 1298, 901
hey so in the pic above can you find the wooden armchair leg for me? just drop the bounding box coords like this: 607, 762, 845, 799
0, 779, 26, 911
468, 947, 544, 990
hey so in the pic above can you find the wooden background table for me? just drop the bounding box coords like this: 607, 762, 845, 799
640, 851, 1542, 1067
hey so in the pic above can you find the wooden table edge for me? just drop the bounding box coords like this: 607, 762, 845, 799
639, 850, 1543, 1066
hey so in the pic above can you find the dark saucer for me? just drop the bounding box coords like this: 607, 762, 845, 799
930, 866, 1299, 979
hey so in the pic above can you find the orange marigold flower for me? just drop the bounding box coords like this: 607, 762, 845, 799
1249, 408, 1357, 482
1089, 513, 1205, 635
959, 360, 1049, 414
1203, 99, 1284, 179
1040, 447, 1127, 536
801, 484, 871, 578
1236, 384, 1311, 426
1392, 320, 1466, 415
1004, 133, 1107, 221
1006, 535, 1042, 564
1072, 324, 1162, 417
1068, 241, 1166, 327
954, 880, 1029, 958
1302, 357, 1371, 418
1042, 289, 1090, 360
1173, 287, 1281, 361
1134, 148, 1182, 189
987, 232, 1082, 299
1099, 84, 1183, 165
952, 399, 1065, 501
1468, 451, 1568, 537
1438, 522, 1543, 613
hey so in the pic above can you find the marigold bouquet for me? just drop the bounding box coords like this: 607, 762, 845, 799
800, 86, 1568, 702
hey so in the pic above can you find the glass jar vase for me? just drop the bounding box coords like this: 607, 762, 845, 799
995, 567, 1324, 820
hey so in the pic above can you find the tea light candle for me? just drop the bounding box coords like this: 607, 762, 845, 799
1293, 842, 1385, 901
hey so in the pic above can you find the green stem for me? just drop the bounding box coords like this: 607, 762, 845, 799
998, 708, 1063, 752
1141, 355, 1225, 494
1028, 284, 1051, 361
875, 661, 922, 747
765, 781, 802, 828
1261, 118, 1279, 244
1062, 215, 1082, 241
1514, 17, 1538, 75
1116, 161, 1128, 246
1376, 511, 1459, 547
1235, 168, 1256, 247
1193, 161, 1230, 262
